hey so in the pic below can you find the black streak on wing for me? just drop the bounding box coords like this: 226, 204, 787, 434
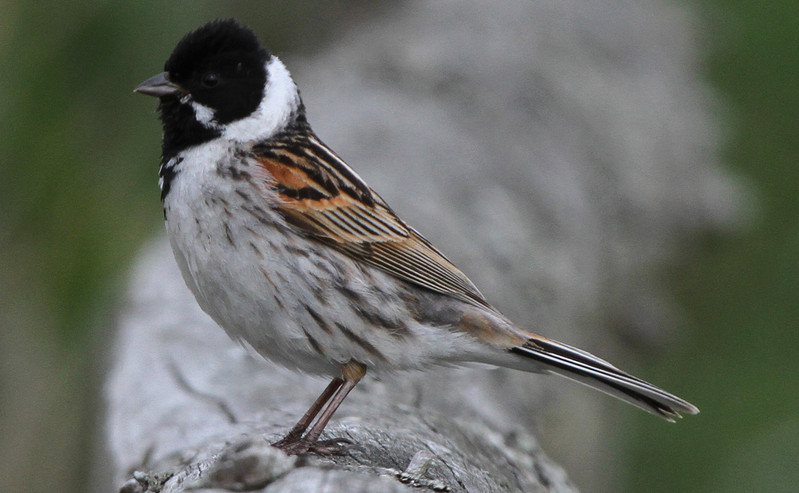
510, 341, 698, 420
253, 131, 491, 309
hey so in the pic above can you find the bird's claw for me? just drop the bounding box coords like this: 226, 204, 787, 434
271, 436, 352, 456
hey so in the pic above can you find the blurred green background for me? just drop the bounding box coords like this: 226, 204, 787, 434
0, 2, 796, 492
622, 2, 799, 492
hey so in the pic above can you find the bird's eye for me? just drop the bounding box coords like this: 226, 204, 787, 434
201, 73, 219, 88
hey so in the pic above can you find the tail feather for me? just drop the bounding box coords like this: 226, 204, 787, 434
510, 339, 699, 421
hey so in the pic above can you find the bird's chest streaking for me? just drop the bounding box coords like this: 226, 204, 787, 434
162, 139, 475, 375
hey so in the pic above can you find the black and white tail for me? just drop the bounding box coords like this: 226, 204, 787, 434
510, 338, 699, 421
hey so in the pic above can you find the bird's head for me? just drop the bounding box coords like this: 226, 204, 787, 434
136, 19, 301, 157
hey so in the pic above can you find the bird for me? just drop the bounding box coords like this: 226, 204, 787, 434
135, 19, 698, 455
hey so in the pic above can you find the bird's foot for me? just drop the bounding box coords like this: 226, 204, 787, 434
271, 435, 352, 456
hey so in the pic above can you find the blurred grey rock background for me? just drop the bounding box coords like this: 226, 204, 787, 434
100, 1, 742, 491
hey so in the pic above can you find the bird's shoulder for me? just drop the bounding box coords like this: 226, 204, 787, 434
248, 132, 491, 309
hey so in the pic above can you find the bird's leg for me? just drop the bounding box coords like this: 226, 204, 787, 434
302, 361, 365, 447
271, 377, 343, 449
272, 360, 366, 456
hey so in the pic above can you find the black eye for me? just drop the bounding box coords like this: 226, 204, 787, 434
201, 73, 219, 88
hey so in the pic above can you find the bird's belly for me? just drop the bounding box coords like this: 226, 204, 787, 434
164, 179, 481, 376
165, 199, 333, 374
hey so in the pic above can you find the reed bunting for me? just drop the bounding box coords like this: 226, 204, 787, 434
135, 19, 698, 455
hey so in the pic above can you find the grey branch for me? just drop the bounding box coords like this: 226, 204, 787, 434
104, 241, 575, 492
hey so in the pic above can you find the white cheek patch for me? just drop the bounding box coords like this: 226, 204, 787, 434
222, 56, 300, 142
190, 101, 220, 129
176, 92, 220, 130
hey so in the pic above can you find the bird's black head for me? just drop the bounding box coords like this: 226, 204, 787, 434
164, 19, 270, 124
136, 19, 273, 159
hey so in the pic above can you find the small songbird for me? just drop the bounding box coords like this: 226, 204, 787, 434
136, 19, 698, 455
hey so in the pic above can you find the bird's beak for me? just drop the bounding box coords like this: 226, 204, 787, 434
134, 72, 184, 97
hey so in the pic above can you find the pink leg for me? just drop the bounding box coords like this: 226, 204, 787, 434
271, 377, 343, 448
272, 361, 366, 456
301, 377, 359, 445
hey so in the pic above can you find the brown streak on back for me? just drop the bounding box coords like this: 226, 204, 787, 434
457, 313, 525, 348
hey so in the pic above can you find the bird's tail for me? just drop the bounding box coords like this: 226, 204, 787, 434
509, 337, 699, 421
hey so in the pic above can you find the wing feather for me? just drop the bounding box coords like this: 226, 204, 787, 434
253, 136, 489, 307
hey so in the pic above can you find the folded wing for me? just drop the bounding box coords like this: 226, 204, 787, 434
253, 135, 490, 308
